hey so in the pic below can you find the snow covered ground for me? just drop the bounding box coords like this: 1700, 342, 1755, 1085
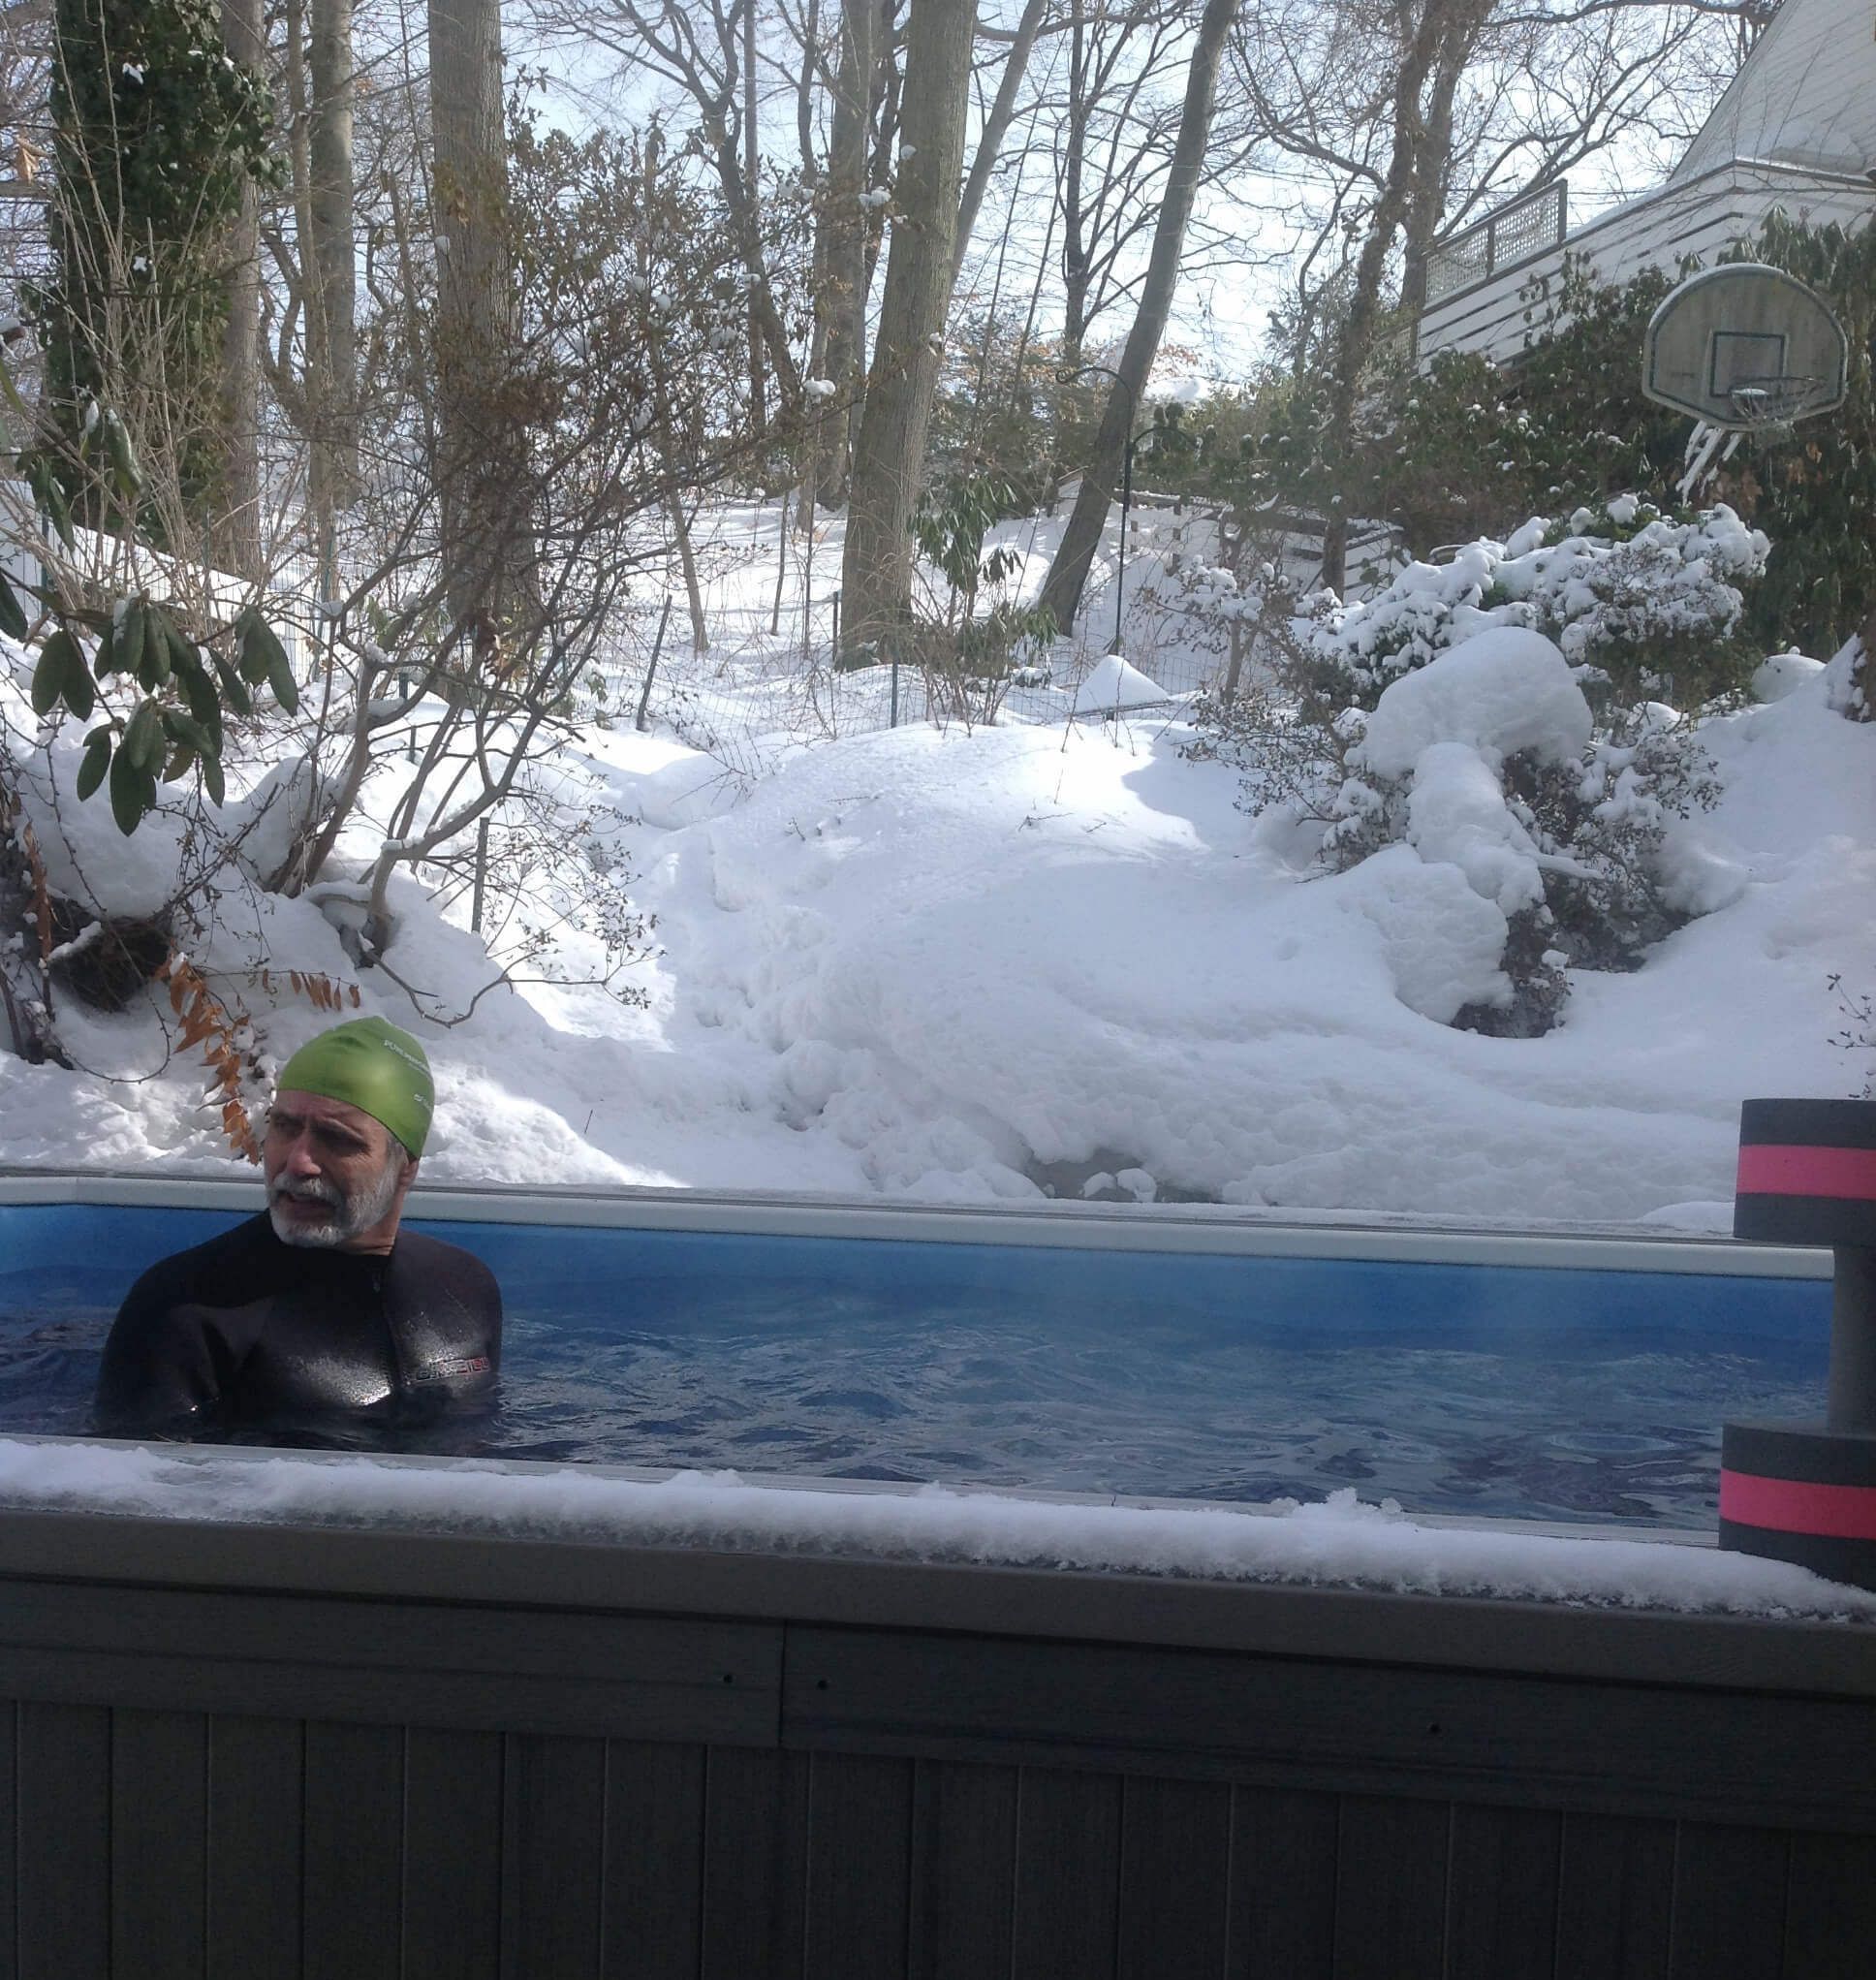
3, 498, 1873, 1230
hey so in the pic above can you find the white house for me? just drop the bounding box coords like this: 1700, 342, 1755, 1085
1414, 0, 1876, 366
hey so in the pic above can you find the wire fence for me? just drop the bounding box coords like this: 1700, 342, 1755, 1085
590, 493, 1404, 793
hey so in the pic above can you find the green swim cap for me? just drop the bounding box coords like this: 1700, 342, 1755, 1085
275, 1017, 434, 1158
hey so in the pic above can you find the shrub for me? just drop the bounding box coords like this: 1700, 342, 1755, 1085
1189, 500, 1756, 1034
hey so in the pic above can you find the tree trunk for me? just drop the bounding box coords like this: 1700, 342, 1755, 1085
216, 0, 265, 580
641, 134, 708, 653
284, 0, 328, 547
1059, 0, 1089, 369
951, 0, 1047, 289
811, 0, 883, 506
1318, 0, 1489, 593
1399, 22, 1468, 320
308, 0, 359, 524
669, 492, 708, 653
1037, 0, 1242, 636
427, 0, 533, 656
838, 0, 974, 659
742, 0, 766, 437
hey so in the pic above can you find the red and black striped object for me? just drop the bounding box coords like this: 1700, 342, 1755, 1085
1720, 1419, 1876, 1591
1734, 1098, 1876, 1248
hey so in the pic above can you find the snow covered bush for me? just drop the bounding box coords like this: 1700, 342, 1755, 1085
1298, 498, 1767, 715
1190, 501, 1757, 1035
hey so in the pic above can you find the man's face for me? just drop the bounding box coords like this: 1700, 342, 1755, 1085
264, 1090, 416, 1253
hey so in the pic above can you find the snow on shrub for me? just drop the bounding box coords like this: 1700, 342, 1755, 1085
1190, 499, 1756, 1036
1299, 498, 1767, 710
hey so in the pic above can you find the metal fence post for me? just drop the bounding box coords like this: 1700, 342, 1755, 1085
471, 817, 489, 934
636, 595, 674, 734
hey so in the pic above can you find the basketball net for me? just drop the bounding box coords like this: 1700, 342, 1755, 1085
1676, 375, 1825, 502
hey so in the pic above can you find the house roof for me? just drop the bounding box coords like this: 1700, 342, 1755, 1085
1672, 0, 1876, 182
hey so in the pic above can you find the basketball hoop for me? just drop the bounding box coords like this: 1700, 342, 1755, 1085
1645, 267, 1849, 498
1643, 266, 1848, 432
1727, 373, 1828, 438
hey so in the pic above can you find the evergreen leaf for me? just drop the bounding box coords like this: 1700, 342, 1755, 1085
108, 742, 150, 834
76, 730, 111, 801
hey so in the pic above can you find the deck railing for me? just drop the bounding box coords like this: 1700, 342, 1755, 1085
1424, 179, 1568, 302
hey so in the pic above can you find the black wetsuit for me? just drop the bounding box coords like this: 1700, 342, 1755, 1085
94, 1214, 501, 1446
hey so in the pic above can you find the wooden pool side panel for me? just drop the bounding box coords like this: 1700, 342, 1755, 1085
0, 1512, 1868, 1978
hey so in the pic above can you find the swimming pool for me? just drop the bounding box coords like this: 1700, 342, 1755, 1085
0, 1177, 1830, 1526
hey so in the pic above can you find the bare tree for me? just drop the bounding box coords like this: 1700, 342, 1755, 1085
838, 0, 974, 655
806, 0, 886, 505
217, 0, 266, 579
526, 0, 806, 406
308, 0, 360, 536
426, 0, 534, 650
1038, 0, 1242, 633
1051, 0, 1204, 369
951, 0, 1048, 289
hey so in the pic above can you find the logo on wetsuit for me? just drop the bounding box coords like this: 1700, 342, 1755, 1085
411, 1354, 491, 1384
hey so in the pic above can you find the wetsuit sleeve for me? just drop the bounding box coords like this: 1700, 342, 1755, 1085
93, 1268, 232, 1439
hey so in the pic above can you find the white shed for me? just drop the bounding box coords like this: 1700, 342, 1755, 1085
1414, 0, 1876, 367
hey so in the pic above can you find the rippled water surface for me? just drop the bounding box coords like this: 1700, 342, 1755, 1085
0, 1256, 1827, 1527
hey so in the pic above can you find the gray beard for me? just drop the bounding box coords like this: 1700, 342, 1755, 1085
268, 1153, 404, 1248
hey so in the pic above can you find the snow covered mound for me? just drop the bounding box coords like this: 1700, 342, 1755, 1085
1069, 652, 1169, 714
1350, 629, 1592, 917
1355, 629, 1590, 777
1752, 650, 1826, 703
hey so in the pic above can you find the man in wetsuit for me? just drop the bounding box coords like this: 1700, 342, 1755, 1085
94, 1017, 501, 1443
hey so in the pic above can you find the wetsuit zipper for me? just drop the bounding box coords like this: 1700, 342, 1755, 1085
373, 1262, 417, 1401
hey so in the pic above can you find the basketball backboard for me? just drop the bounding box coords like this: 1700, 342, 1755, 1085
1642, 265, 1848, 430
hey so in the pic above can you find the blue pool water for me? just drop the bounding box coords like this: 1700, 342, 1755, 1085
0, 1201, 1830, 1526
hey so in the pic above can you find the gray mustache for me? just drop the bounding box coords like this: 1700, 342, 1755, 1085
269, 1178, 341, 1207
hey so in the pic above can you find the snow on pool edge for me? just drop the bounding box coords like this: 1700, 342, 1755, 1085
1, 1439, 1869, 1623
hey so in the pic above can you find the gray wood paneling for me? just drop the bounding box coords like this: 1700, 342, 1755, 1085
1332, 1796, 1449, 1980
111, 1709, 208, 1980
502, 1733, 605, 1980
1554, 1813, 1674, 1980
908, 1759, 1018, 1980
1226, 1785, 1338, 1980
0, 1704, 15, 1979
403, 1728, 503, 1980
17, 1700, 110, 1980
605, 1739, 707, 1980
302, 1719, 402, 1980
700, 1745, 804, 1980
10, 1512, 1869, 1700
1445, 1804, 1560, 1980
1782, 1832, 1876, 1980
1012, 1767, 1121, 1980
0, 1546, 1871, 1980
0, 1583, 781, 1747
1116, 1776, 1231, 1980
782, 1623, 1876, 1829
206, 1714, 303, 1980
1669, 1824, 1791, 1980
804, 1754, 913, 1980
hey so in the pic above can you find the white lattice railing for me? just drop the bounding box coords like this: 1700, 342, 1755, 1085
1423, 180, 1568, 303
